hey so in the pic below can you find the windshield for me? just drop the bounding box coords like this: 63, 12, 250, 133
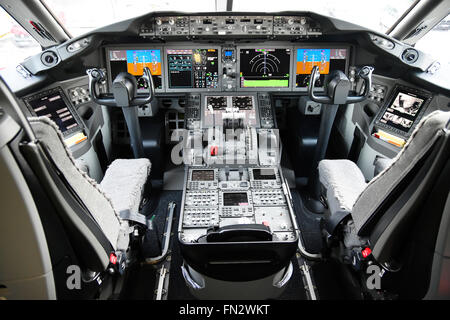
43, 0, 416, 36
232, 0, 417, 33
43, 0, 220, 37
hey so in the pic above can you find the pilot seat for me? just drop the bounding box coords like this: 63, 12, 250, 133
317, 110, 450, 298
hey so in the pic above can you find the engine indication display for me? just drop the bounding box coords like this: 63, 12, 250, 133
239, 48, 291, 88
295, 48, 347, 88
203, 95, 257, 127
167, 48, 219, 89
109, 49, 162, 90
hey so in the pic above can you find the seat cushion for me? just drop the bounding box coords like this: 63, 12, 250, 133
318, 159, 367, 214
100, 159, 151, 216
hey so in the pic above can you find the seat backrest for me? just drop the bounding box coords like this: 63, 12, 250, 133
351, 111, 450, 260
28, 117, 127, 251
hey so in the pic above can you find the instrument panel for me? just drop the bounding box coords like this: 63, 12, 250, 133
105, 43, 350, 93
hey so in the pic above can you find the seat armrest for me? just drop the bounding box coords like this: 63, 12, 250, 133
322, 210, 352, 236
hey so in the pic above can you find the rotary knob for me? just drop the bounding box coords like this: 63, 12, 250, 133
288, 18, 294, 25
300, 17, 306, 25
155, 18, 162, 25
168, 18, 175, 25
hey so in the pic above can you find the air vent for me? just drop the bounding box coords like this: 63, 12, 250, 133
41, 50, 59, 67
401, 48, 419, 64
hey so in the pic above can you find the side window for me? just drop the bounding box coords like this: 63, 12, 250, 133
0, 7, 41, 71
415, 13, 450, 65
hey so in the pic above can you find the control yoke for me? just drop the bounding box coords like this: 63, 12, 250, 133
305, 65, 374, 213
86, 67, 155, 158
308, 65, 374, 105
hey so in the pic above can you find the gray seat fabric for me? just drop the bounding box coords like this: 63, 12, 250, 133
28, 117, 151, 251
100, 158, 151, 215
351, 110, 450, 233
373, 157, 394, 176
318, 159, 367, 215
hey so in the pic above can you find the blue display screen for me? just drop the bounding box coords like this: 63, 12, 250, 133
224, 50, 233, 57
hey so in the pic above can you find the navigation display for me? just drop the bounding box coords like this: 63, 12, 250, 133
295, 48, 347, 88
239, 48, 291, 88
24, 88, 80, 134
223, 192, 249, 206
167, 48, 219, 89
109, 49, 162, 90
380, 91, 427, 133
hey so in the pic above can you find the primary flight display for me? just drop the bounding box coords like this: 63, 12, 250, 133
109, 49, 163, 89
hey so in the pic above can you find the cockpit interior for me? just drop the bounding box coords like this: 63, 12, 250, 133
0, 0, 449, 302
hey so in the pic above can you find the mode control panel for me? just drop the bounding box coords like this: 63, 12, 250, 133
190, 16, 223, 36
273, 16, 321, 36
155, 16, 189, 36
140, 15, 322, 38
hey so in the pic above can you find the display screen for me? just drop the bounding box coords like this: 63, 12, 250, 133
109, 49, 162, 90
223, 192, 249, 206
192, 170, 215, 181
203, 95, 257, 127
167, 48, 219, 89
253, 168, 276, 180
25, 88, 80, 134
239, 48, 291, 88
380, 91, 427, 132
295, 48, 347, 88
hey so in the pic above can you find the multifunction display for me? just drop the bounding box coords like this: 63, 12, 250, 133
24, 87, 81, 135
167, 48, 219, 89
380, 91, 428, 133
109, 49, 162, 89
203, 95, 257, 127
239, 48, 291, 88
223, 192, 249, 206
192, 169, 215, 181
253, 168, 276, 180
295, 48, 347, 88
